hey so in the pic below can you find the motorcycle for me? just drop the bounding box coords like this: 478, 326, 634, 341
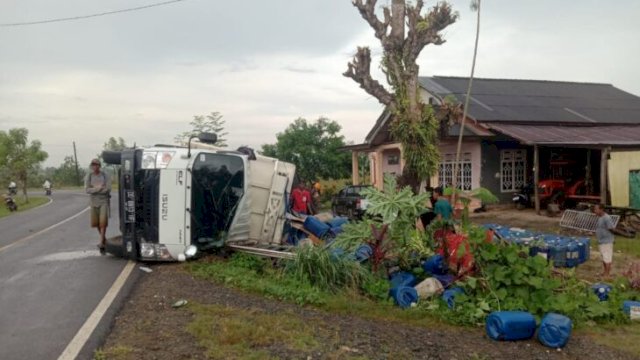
5, 195, 17, 212
44, 187, 52, 196
512, 183, 534, 210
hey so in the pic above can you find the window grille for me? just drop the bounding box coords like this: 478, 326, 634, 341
501, 149, 526, 192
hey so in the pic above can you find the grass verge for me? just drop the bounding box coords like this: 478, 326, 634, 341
189, 253, 640, 357
585, 321, 640, 356
187, 303, 320, 360
0, 195, 49, 218
188, 256, 447, 330
615, 235, 640, 258
94, 346, 133, 360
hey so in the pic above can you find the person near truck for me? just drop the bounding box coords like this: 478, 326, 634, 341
291, 182, 311, 215
593, 203, 615, 278
85, 159, 111, 255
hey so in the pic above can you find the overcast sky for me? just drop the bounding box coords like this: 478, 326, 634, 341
1, 0, 639, 168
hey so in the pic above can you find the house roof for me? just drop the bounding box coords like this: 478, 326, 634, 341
486, 124, 640, 146
419, 76, 640, 125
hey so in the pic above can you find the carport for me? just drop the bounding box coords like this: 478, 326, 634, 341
487, 124, 640, 213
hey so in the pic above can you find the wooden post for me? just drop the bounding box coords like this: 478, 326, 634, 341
73, 141, 81, 186
352, 151, 360, 185
376, 150, 384, 190
600, 147, 609, 205
534, 144, 540, 214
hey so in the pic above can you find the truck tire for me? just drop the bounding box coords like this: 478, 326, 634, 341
102, 150, 122, 165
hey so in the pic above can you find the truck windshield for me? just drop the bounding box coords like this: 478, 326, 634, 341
191, 153, 244, 247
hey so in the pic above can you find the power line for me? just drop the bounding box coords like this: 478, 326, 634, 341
0, 0, 187, 27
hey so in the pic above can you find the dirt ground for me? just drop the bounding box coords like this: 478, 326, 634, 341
470, 206, 637, 281
97, 207, 640, 360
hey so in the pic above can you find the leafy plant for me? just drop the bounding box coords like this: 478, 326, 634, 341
434, 229, 634, 326
228, 252, 269, 274
361, 175, 429, 226
444, 186, 498, 228
332, 218, 375, 252
361, 274, 392, 301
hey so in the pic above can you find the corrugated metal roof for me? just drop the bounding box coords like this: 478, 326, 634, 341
419, 76, 640, 125
488, 124, 640, 145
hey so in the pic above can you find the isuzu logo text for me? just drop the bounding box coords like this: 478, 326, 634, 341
161, 194, 168, 220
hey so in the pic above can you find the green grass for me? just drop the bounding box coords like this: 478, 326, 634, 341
187, 256, 446, 329
615, 235, 640, 258
187, 303, 320, 360
93, 346, 133, 360
584, 321, 640, 357
0, 195, 49, 218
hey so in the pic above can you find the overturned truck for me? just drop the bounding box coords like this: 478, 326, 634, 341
102, 133, 296, 261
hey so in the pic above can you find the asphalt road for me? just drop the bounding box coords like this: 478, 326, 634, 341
0, 190, 135, 360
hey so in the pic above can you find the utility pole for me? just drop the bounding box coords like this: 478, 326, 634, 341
73, 141, 81, 186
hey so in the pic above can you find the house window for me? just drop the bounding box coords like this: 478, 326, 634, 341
387, 154, 399, 165
501, 149, 527, 192
438, 152, 472, 190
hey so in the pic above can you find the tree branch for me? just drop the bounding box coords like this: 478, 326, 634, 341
352, 0, 388, 41
344, 47, 395, 107
405, 2, 458, 64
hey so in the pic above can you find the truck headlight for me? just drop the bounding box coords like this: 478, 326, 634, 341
140, 243, 155, 258
141, 151, 175, 169
140, 243, 172, 260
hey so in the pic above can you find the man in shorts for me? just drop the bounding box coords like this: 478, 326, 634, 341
593, 203, 615, 278
85, 159, 111, 254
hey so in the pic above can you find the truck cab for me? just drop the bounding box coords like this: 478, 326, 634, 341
103, 136, 295, 261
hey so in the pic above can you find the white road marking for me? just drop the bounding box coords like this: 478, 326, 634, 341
58, 260, 136, 360
0, 207, 89, 254
33, 250, 102, 263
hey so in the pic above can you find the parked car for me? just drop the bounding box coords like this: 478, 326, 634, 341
331, 185, 371, 219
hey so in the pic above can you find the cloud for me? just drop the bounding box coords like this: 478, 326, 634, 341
0, 0, 639, 168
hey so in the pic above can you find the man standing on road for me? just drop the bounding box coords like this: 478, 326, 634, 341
593, 204, 615, 278
85, 159, 111, 254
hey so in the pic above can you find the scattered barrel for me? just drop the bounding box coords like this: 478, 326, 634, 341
537, 313, 572, 348
389, 286, 419, 309
486, 311, 536, 341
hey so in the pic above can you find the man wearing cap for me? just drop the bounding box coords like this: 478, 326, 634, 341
85, 159, 111, 254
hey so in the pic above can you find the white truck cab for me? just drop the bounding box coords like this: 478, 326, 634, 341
103, 135, 295, 261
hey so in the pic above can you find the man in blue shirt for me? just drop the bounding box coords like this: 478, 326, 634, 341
593, 204, 615, 278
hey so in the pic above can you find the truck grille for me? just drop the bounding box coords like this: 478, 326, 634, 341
137, 170, 160, 243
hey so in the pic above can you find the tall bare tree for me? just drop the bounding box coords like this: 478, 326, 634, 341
344, 0, 458, 188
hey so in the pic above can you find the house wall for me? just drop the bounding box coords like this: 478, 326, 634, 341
434, 140, 482, 190
382, 148, 402, 178
608, 150, 640, 207
481, 140, 530, 203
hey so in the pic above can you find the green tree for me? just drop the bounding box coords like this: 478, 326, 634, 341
99, 137, 129, 181
54, 156, 87, 186
344, 0, 457, 189
103, 137, 127, 152
0, 128, 48, 201
260, 117, 351, 182
175, 112, 228, 147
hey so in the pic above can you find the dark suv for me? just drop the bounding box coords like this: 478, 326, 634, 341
331, 185, 371, 219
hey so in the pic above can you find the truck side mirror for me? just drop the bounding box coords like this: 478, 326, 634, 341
198, 133, 217, 144
188, 132, 218, 158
